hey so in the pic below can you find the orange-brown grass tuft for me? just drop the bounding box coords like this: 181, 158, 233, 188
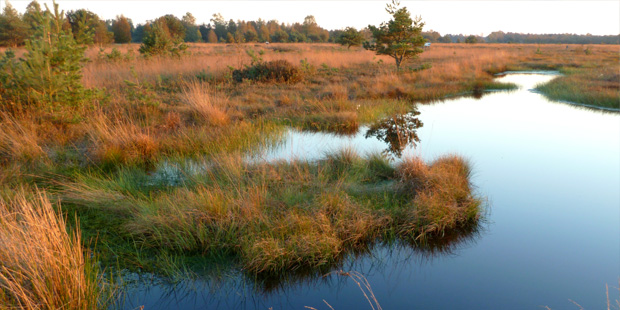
0, 113, 46, 163
0, 189, 109, 309
397, 155, 481, 240
181, 80, 230, 127
88, 113, 159, 166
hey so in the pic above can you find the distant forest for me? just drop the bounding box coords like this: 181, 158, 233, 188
423, 31, 620, 45
0, 0, 618, 47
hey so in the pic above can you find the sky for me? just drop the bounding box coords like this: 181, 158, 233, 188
4, 0, 620, 36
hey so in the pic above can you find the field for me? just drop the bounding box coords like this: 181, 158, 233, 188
1, 42, 618, 308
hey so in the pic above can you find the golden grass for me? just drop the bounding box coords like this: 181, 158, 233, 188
88, 113, 159, 165
181, 80, 230, 126
0, 113, 46, 163
397, 154, 480, 240
0, 189, 107, 309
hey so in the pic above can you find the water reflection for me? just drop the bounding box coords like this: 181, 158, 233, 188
364, 108, 423, 158
113, 221, 483, 310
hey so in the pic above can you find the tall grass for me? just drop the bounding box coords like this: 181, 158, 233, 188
397, 155, 481, 240
181, 80, 230, 126
0, 113, 46, 162
0, 189, 110, 309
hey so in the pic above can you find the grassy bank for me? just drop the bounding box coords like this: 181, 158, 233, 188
535, 66, 619, 110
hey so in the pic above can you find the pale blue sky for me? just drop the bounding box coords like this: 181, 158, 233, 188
5, 0, 620, 36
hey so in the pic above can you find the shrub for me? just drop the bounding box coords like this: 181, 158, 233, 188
232, 60, 302, 83
139, 22, 188, 57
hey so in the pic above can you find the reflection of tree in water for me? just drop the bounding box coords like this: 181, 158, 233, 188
365, 108, 423, 158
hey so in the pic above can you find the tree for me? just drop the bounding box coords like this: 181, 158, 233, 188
0, 1, 88, 109
465, 35, 478, 44
139, 20, 187, 56
422, 30, 441, 43
271, 29, 288, 42
258, 25, 270, 42
364, 0, 426, 70
225, 32, 235, 43
132, 23, 145, 42
154, 14, 185, 42
111, 15, 132, 43
338, 27, 364, 49
66, 9, 112, 45
210, 13, 226, 40
207, 29, 218, 43
0, 1, 29, 47
244, 29, 258, 42
22, 0, 43, 35
182, 12, 201, 42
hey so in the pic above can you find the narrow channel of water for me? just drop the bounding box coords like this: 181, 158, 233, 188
119, 73, 620, 309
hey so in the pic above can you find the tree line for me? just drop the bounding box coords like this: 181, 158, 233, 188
422, 30, 619, 45
0, 0, 337, 47
1, 0, 618, 48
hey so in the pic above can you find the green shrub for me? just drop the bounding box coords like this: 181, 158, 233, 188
0, 1, 89, 111
232, 59, 302, 83
139, 22, 188, 57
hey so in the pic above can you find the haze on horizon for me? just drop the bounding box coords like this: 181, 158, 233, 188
3, 0, 620, 37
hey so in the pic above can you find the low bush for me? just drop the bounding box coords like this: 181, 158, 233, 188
233, 59, 303, 83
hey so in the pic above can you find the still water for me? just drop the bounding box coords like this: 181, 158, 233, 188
120, 73, 620, 309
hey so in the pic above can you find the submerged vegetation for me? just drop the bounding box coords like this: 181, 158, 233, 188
0, 0, 617, 307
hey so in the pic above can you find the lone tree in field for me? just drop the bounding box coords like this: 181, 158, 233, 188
364, 0, 426, 70
338, 27, 364, 49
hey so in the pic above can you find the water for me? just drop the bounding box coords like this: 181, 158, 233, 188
120, 73, 620, 309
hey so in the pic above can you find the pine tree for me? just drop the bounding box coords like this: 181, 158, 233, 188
66, 9, 112, 45
0, 1, 29, 47
338, 27, 364, 49
22, 0, 44, 37
365, 0, 426, 69
0, 1, 88, 110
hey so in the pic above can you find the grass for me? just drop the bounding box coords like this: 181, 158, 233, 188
57, 150, 482, 275
535, 66, 619, 109
0, 188, 113, 309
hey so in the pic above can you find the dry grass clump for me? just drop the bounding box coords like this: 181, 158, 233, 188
0, 190, 108, 309
88, 113, 159, 166
181, 80, 230, 126
397, 155, 481, 240
0, 113, 46, 163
